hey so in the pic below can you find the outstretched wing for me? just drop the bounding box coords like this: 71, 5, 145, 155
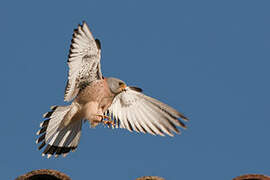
107, 87, 188, 136
64, 22, 103, 101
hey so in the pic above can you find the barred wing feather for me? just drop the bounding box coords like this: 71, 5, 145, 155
64, 22, 102, 101
107, 88, 188, 136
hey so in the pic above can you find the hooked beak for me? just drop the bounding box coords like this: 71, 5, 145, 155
120, 83, 127, 91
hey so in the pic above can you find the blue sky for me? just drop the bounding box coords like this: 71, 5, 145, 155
0, 0, 269, 179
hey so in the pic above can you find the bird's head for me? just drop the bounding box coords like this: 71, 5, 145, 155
106, 77, 127, 94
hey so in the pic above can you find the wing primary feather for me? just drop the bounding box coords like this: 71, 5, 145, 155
37, 126, 46, 135
161, 109, 187, 129
117, 117, 120, 128
164, 116, 180, 134
146, 101, 177, 136
120, 110, 129, 130
95, 39, 101, 49
116, 103, 127, 129
140, 125, 147, 134
43, 111, 53, 118
139, 102, 165, 136
129, 108, 146, 133
126, 110, 140, 132
135, 107, 157, 135
38, 141, 46, 150
127, 120, 133, 132
143, 101, 174, 136
40, 119, 49, 128
37, 133, 46, 144
82, 22, 94, 39
42, 145, 51, 154
134, 102, 161, 135
144, 95, 188, 121
146, 98, 187, 129
150, 102, 180, 133
130, 111, 142, 133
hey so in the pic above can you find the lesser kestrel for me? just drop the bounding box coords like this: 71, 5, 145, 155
36, 22, 189, 158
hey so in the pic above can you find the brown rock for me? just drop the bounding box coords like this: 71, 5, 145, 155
233, 174, 270, 180
136, 176, 165, 180
15, 169, 71, 180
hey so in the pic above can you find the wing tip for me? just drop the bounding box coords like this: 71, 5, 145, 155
180, 115, 189, 121
95, 39, 101, 50
176, 111, 189, 121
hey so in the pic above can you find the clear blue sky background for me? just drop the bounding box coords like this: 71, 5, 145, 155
0, 0, 269, 179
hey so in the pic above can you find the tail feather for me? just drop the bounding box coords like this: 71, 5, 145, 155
36, 104, 82, 158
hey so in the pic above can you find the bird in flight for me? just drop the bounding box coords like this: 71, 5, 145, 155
36, 21, 189, 158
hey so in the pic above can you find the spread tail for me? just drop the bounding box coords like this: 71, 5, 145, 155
36, 104, 82, 158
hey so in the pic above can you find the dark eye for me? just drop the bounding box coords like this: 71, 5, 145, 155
119, 82, 123, 86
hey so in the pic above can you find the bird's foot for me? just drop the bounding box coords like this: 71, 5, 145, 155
93, 114, 114, 127
102, 119, 115, 127
95, 114, 111, 120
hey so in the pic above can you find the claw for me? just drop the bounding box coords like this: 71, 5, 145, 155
102, 120, 115, 127
93, 114, 113, 127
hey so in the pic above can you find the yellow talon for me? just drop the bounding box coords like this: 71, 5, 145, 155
103, 120, 115, 127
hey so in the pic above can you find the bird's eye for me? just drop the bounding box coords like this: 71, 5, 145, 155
119, 82, 123, 86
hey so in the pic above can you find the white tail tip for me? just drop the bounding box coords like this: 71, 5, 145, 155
62, 153, 68, 157
36, 130, 40, 135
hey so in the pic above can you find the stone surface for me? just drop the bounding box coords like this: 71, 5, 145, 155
136, 176, 165, 180
15, 170, 270, 180
15, 169, 71, 180
233, 174, 270, 180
